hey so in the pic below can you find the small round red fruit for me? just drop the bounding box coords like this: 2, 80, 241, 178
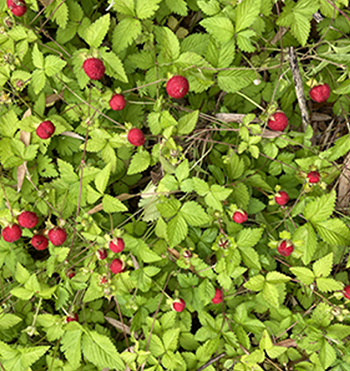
109, 238, 125, 253
232, 210, 248, 224
267, 112, 289, 131
7, 0, 27, 17
307, 171, 320, 184
275, 191, 289, 206
66, 270, 75, 279
110, 258, 124, 274
96, 248, 108, 260
212, 288, 223, 304
66, 313, 79, 323
31, 235, 48, 250
172, 298, 186, 312
109, 94, 126, 111
48, 227, 67, 246
277, 240, 294, 257
166, 75, 189, 99
2, 224, 22, 243
36, 121, 55, 139
18, 211, 38, 229
344, 285, 350, 300
83, 58, 105, 80
127, 128, 145, 146
309, 84, 330, 103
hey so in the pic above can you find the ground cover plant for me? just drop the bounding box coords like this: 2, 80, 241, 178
1, 0, 350, 370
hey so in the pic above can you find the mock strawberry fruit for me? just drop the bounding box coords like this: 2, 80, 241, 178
166, 75, 189, 99
36, 121, 55, 139
277, 240, 294, 257
48, 227, 67, 246
83, 58, 105, 80
66, 313, 79, 323
172, 298, 186, 312
31, 235, 48, 250
67, 270, 75, 279
96, 248, 108, 260
232, 210, 248, 224
307, 171, 320, 184
7, 0, 27, 17
212, 288, 223, 304
109, 94, 126, 111
2, 224, 22, 243
267, 112, 288, 131
310, 83, 330, 103
110, 258, 124, 274
18, 211, 38, 229
275, 191, 289, 206
109, 238, 125, 253
127, 128, 145, 146
344, 285, 350, 300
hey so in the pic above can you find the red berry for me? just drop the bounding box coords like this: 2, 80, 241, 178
344, 285, 350, 300
83, 58, 105, 80
7, 0, 27, 17
275, 191, 289, 206
36, 121, 55, 139
310, 83, 330, 103
109, 238, 125, 253
67, 270, 75, 279
307, 171, 320, 184
31, 235, 48, 250
172, 298, 186, 312
232, 211, 248, 224
127, 128, 145, 146
277, 240, 294, 257
109, 94, 126, 111
96, 248, 108, 260
66, 313, 79, 323
2, 224, 22, 243
110, 258, 124, 274
48, 227, 67, 246
166, 75, 189, 99
18, 211, 38, 229
267, 112, 289, 131
212, 288, 223, 304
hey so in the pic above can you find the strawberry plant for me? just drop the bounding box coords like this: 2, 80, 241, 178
1, 0, 350, 370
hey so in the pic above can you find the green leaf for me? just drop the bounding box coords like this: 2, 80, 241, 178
259, 329, 273, 350
32, 44, 44, 69
149, 334, 165, 357
290, 267, 314, 285
304, 190, 336, 223
102, 194, 128, 213
128, 150, 151, 175
237, 228, 263, 248
236, 29, 256, 52
218, 70, 256, 93
31, 69, 46, 95
266, 271, 291, 284
15, 262, 30, 284
238, 246, 261, 270
175, 159, 189, 182
177, 110, 199, 135
263, 283, 279, 308
155, 26, 180, 61
100, 49, 128, 83
162, 328, 180, 352
112, 18, 142, 53
180, 201, 210, 226
322, 134, 350, 162
313, 253, 333, 278
167, 214, 187, 247
44, 55, 66, 76
10, 287, 33, 300
135, 0, 162, 19
319, 339, 336, 370
157, 199, 181, 218
0, 313, 22, 330
95, 163, 111, 194
315, 219, 350, 246
165, 0, 188, 16
61, 329, 82, 369
244, 275, 265, 291
114, 0, 135, 16
200, 17, 234, 43
293, 223, 317, 265
316, 277, 343, 293
198, 0, 221, 15
85, 14, 110, 48
236, 0, 261, 33
124, 235, 161, 262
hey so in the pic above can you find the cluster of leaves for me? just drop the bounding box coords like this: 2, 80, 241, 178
1, 0, 350, 370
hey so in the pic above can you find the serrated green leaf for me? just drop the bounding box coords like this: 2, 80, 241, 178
200, 17, 234, 43
293, 223, 317, 265
304, 190, 336, 223
149, 334, 165, 357
100, 49, 128, 83
319, 338, 336, 370
85, 14, 110, 48
313, 253, 333, 278
244, 275, 265, 291
32, 44, 44, 69
128, 150, 150, 175
290, 267, 314, 285
165, 0, 188, 15
44, 55, 66, 77
102, 194, 128, 213
315, 219, 350, 246
180, 201, 210, 226
236, 0, 261, 33
0, 313, 22, 330
218, 69, 256, 93
112, 18, 142, 53
266, 271, 291, 284
175, 159, 189, 182
317, 277, 343, 293
177, 110, 199, 135
237, 228, 263, 248
263, 283, 279, 308
162, 328, 180, 352
31, 69, 46, 95
135, 0, 162, 19
239, 246, 261, 270
167, 214, 187, 247
198, 0, 221, 15
155, 26, 180, 61
95, 163, 111, 194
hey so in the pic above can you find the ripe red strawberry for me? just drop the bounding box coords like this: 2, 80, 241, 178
172, 298, 186, 312
109, 94, 126, 111
307, 171, 320, 184
277, 240, 294, 257
66, 270, 75, 279
109, 238, 125, 253
166, 75, 189, 99
36, 121, 55, 139
110, 258, 124, 274
7, 0, 27, 17
96, 248, 108, 260
310, 83, 330, 103
267, 112, 288, 131
232, 210, 248, 224
66, 313, 79, 323
344, 285, 350, 300
212, 288, 223, 304
31, 235, 48, 250
127, 128, 145, 146
18, 211, 38, 229
48, 227, 67, 246
275, 191, 289, 206
83, 58, 105, 80
2, 224, 22, 243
